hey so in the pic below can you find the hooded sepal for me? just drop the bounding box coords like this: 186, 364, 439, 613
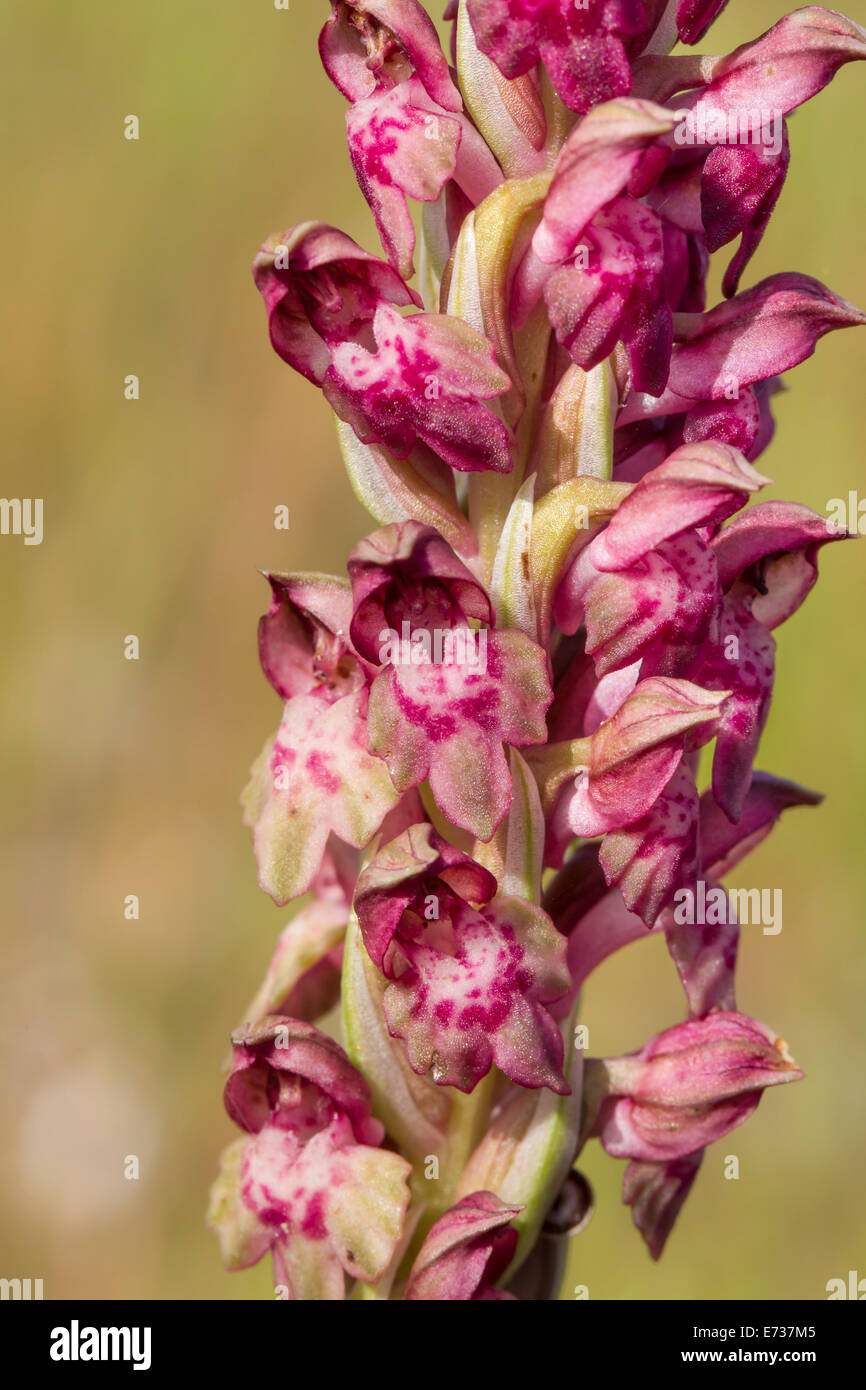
586, 1010, 803, 1162
253, 223, 419, 384
404, 1191, 522, 1299
589, 441, 768, 573
566, 676, 727, 837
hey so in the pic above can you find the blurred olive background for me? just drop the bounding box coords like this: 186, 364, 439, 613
0, 1, 863, 1301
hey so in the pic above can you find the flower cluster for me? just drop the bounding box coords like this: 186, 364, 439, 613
209, 0, 864, 1299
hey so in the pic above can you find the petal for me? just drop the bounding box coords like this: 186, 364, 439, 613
468, 0, 647, 115
682, 388, 762, 455
324, 1142, 415, 1284
239, 898, 349, 1027
241, 1116, 412, 1294
592, 1010, 803, 1161
367, 629, 552, 840
557, 528, 720, 677
348, 520, 491, 665
686, 8, 866, 119
590, 441, 768, 572
243, 690, 399, 905
347, 80, 462, 280
258, 572, 359, 700
700, 598, 775, 823
547, 857, 661, 1008
319, 0, 461, 111
341, 912, 453, 1166
206, 1137, 272, 1272
253, 223, 419, 383
384, 897, 571, 1093
544, 197, 672, 395
622, 1152, 703, 1260
570, 676, 727, 836
701, 133, 791, 298
667, 274, 866, 404
701, 772, 823, 879
405, 1191, 522, 1300
599, 762, 700, 924
533, 98, 676, 264
226, 1017, 383, 1146
665, 894, 739, 1017
676, 1, 728, 44
324, 303, 514, 473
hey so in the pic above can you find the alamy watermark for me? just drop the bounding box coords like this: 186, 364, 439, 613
50, 1321, 152, 1371
0, 1276, 43, 1299
673, 107, 784, 160
378, 622, 488, 672
0, 497, 42, 545
672, 879, 783, 935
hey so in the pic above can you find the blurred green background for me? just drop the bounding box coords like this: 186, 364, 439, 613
0, 1, 863, 1300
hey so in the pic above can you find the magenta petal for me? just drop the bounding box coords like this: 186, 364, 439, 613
622, 1152, 703, 1260
384, 897, 571, 1094
599, 763, 700, 925
544, 196, 672, 395
405, 1191, 522, 1300
668, 273, 866, 403
549, 869, 651, 1020
467, 0, 644, 115
682, 388, 761, 455
258, 572, 360, 701
570, 676, 726, 837
691, 8, 866, 120
591, 441, 768, 573
346, 71, 501, 277
325, 304, 514, 473
597, 1088, 761, 1165
225, 1016, 384, 1147
665, 899, 739, 1018
557, 529, 720, 678
699, 597, 775, 823
347, 79, 462, 280
702, 133, 791, 298
548, 776, 821, 1010
676, 1, 728, 44
533, 97, 675, 265
367, 629, 552, 841
662, 218, 709, 315
348, 520, 491, 665
701, 772, 823, 878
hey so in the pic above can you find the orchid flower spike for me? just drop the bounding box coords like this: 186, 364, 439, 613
210, 0, 864, 1299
